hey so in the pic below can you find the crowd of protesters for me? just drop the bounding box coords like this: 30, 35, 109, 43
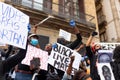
0, 21, 120, 80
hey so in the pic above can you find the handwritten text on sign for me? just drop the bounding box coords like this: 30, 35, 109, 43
22, 45, 48, 70
0, 2, 29, 49
48, 43, 81, 72
96, 43, 120, 51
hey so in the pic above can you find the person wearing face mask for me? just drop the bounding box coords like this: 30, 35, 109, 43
15, 34, 40, 80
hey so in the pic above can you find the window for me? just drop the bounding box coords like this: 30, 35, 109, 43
59, 0, 79, 18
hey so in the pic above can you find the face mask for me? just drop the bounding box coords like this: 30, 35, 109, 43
30, 39, 39, 46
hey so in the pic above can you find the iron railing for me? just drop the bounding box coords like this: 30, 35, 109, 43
98, 15, 106, 25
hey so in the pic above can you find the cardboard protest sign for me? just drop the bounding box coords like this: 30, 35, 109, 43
59, 29, 71, 41
0, 2, 29, 49
22, 45, 48, 70
97, 63, 115, 80
48, 43, 81, 72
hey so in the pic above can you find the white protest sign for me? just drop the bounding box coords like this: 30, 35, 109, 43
95, 43, 120, 51
0, 2, 29, 49
59, 29, 71, 41
48, 43, 81, 72
97, 63, 115, 80
0, 42, 5, 46
22, 45, 48, 70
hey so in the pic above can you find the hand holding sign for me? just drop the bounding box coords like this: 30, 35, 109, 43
27, 23, 31, 32
52, 43, 57, 49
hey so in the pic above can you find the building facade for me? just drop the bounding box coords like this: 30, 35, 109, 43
1, 0, 98, 49
96, 0, 120, 42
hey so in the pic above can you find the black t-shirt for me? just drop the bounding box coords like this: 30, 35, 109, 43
17, 63, 32, 72
86, 46, 101, 80
110, 61, 120, 80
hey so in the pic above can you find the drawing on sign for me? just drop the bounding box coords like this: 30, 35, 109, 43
97, 63, 115, 80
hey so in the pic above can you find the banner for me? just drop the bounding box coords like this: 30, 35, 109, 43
97, 63, 115, 80
0, 2, 29, 49
95, 43, 120, 51
48, 43, 81, 73
22, 45, 48, 70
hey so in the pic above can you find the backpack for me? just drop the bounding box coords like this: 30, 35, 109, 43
110, 61, 120, 80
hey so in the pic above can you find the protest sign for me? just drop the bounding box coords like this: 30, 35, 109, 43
97, 63, 115, 80
95, 43, 120, 51
22, 45, 48, 70
0, 42, 5, 46
0, 2, 29, 49
48, 43, 81, 73
59, 29, 71, 41
98, 50, 113, 63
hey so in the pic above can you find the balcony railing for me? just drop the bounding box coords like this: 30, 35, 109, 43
4, 0, 95, 28
98, 15, 107, 25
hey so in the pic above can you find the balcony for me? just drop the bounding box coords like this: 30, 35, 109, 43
4, 0, 96, 37
98, 15, 107, 27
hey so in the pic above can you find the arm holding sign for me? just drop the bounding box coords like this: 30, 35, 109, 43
66, 20, 82, 50
85, 31, 100, 80
67, 56, 75, 75
33, 26, 38, 34
0, 43, 28, 78
62, 56, 75, 80
5, 45, 13, 59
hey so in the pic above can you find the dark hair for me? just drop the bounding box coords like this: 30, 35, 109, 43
30, 57, 40, 71
57, 37, 66, 45
113, 45, 120, 62
73, 70, 90, 80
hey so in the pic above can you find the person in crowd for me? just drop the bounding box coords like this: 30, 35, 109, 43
79, 59, 87, 72
15, 34, 40, 80
74, 43, 86, 56
36, 43, 53, 80
73, 70, 92, 80
57, 21, 83, 79
110, 45, 120, 80
0, 44, 28, 80
85, 31, 101, 80
57, 24, 82, 50
62, 56, 75, 80
45, 43, 52, 55
0, 45, 13, 60
62, 55, 92, 80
